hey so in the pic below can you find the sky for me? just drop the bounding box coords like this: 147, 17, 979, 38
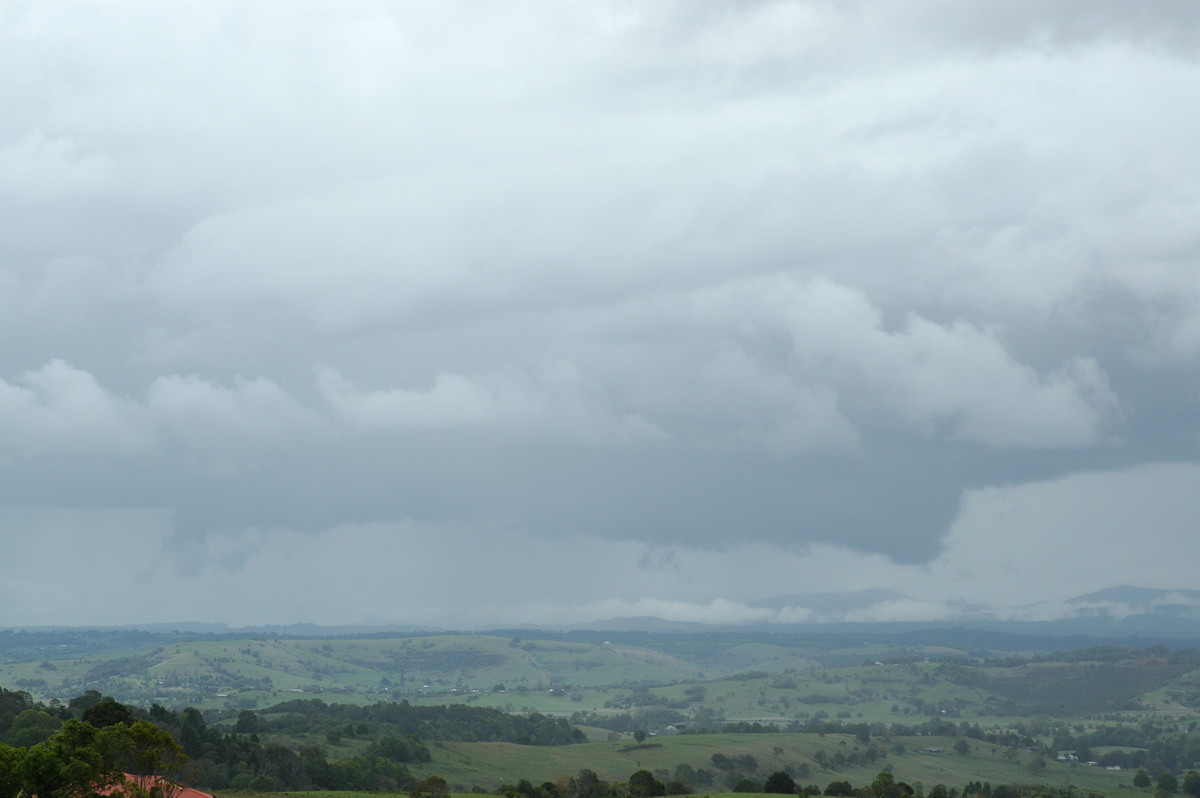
2, 0, 1200, 629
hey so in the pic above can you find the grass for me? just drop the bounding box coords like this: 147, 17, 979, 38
5, 634, 1182, 733
391, 732, 1140, 794
6, 630, 1200, 798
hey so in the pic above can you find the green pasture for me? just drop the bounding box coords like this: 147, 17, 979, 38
396, 732, 1142, 794
5, 631, 1200, 744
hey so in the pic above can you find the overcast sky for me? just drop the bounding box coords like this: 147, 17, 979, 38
3, 1, 1200, 629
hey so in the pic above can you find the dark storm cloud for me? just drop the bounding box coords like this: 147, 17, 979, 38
2, 0, 1200, 626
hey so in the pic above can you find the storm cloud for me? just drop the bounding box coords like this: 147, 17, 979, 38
2, 1, 1199, 627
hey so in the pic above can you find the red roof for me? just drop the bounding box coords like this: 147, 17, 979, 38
97, 773, 213, 798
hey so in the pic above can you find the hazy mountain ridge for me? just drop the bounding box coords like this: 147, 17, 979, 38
7, 585, 1200, 639
567, 586, 1200, 637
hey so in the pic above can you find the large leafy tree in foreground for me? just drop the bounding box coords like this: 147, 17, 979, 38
1, 718, 188, 798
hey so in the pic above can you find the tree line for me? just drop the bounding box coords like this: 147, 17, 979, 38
467, 767, 1112, 798
0, 685, 590, 793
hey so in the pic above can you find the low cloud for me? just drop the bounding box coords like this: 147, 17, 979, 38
2, 462, 1198, 628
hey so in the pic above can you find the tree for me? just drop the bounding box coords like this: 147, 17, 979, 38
871, 772, 896, 797
764, 771, 797, 794
98, 720, 188, 785
369, 735, 431, 764
299, 746, 333, 789
0, 743, 26, 798
1181, 771, 1200, 798
1158, 772, 1179, 794
235, 710, 259, 734
68, 691, 105, 716
18, 720, 117, 798
629, 770, 666, 797
577, 769, 607, 798
4, 709, 62, 747
633, 730, 648, 744
410, 775, 451, 798
1135, 770, 1153, 789
83, 700, 134, 729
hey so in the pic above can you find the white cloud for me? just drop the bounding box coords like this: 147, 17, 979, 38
148, 373, 328, 447
318, 362, 664, 445
870, 318, 1119, 448
0, 132, 118, 203
925, 462, 1200, 606
0, 360, 150, 455
675, 275, 1121, 448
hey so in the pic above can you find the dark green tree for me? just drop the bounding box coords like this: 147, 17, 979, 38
97, 719, 188, 783
1181, 771, 1200, 798
1159, 772, 1179, 794
4, 709, 62, 747
369, 734, 431, 763
674, 764, 696, 785
0, 743, 25, 798
576, 769, 607, 798
18, 720, 117, 798
629, 770, 666, 797
1136, 770, 1153, 789
299, 746, 333, 789
411, 775, 451, 798
235, 710, 259, 734
83, 700, 134, 729
68, 691, 105, 716
764, 771, 797, 794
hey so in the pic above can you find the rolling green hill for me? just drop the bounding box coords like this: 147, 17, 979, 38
5, 629, 1200, 797
4, 630, 1200, 726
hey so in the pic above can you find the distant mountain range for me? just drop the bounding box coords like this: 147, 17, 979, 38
561, 586, 1200, 640
1067, 585, 1200, 612
10, 586, 1200, 642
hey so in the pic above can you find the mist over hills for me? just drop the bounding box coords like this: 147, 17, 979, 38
540, 585, 1200, 642
8, 586, 1200, 645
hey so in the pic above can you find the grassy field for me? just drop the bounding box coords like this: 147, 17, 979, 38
8, 630, 1200, 798
0, 634, 714, 711
389, 732, 1144, 794
8, 632, 1199, 733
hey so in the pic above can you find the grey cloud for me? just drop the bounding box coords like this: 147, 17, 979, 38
3, 1, 1200, 626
